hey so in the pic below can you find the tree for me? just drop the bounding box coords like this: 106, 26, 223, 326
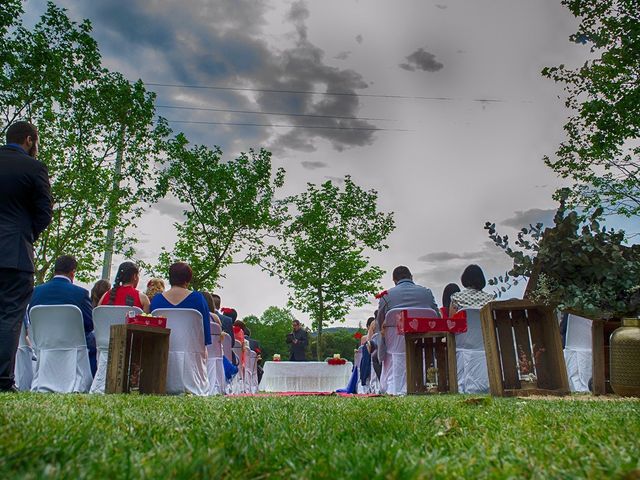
267, 176, 394, 360
308, 329, 362, 362
243, 306, 297, 359
542, 0, 640, 217
155, 135, 286, 291
1, 3, 168, 283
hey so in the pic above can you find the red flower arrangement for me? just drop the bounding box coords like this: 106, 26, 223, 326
327, 358, 347, 365
353, 331, 363, 340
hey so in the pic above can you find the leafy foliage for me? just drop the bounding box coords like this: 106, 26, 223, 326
542, 0, 640, 217
243, 306, 296, 359
1, 2, 168, 283
308, 329, 362, 361
267, 176, 394, 359
486, 198, 640, 318
155, 135, 285, 291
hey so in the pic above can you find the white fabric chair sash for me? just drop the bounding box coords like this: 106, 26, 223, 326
455, 308, 489, 393
29, 305, 92, 393
151, 308, 209, 396
90, 305, 143, 394
14, 322, 34, 391
381, 307, 438, 395
563, 314, 592, 392
206, 321, 225, 395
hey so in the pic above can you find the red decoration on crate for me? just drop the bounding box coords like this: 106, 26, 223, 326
126, 314, 167, 328
327, 358, 347, 365
396, 310, 467, 335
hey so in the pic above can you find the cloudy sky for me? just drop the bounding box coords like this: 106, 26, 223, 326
25, 0, 632, 327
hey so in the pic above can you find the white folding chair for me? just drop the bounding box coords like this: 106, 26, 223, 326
222, 332, 233, 363
89, 305, 143, 394
381, 308, 438, 395
151, 308, 209, 396
244, 350, 259, 394
206, 321, 226, 395
563, 314, 592, 392
14, 322, 34, 392
455, 308, 489, 393
230, 339, 244, 393
368, 332, 382, 394
29, 305, 92, 393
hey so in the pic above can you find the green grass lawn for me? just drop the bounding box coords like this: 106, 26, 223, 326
1, 393, 639, 479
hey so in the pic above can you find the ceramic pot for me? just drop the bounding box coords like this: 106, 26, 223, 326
610, 318, 640, 397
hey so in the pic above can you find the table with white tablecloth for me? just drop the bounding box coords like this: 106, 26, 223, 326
260, 361, 353, 392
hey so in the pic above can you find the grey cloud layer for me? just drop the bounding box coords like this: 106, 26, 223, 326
400, 48, 444, 72
69, 0, 375, 154
500, 208, 556, 228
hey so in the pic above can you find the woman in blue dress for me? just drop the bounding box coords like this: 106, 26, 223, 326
150, 262, 212, 345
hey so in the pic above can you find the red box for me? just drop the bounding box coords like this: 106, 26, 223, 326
126, 314, 167, 329
397, 310, 467, 335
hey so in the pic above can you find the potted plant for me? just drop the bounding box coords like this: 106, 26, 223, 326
485, 195, 640, 395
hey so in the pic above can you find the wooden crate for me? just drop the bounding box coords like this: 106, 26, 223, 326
106, 324, 170, 394
591, 319, 622, 395
405, 333, 457, 394
480, 299, 569, 397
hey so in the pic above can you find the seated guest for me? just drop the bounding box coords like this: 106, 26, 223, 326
149, 262, 212, 345
449, 264, 494, 316
212, 293, 235, 349
29, 255, 97, 375
441, 283, 461, 318
99, 261, 150, 313
90, 279, 111, 308
201, 292, 222, 326
145, 278, 165, 302
231, 316, 247, 368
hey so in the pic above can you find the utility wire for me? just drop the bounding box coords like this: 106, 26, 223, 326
146, 81, 504, 103
156, 104, 394, 121
164, 119, 414, 132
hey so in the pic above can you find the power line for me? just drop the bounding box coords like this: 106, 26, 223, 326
164, 119, 414, 132
146, 81, 504, 103
156, 104, 393, 122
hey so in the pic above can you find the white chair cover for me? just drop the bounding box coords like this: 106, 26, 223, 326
455, 308, 489, 393
29, 305, 92, 393
563, 314, 592, 392
244, 350, 259, 393
206, 322, 225, 395
14, 322, 34, 392
222, 332, 233, 363
151, 308, 209, 396
230, 339, 244, 393
381, 308, 438, 395
90, 305, 143, 394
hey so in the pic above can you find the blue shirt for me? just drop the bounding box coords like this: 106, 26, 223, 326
150, 291, 212, 345
5, 143, 28, 155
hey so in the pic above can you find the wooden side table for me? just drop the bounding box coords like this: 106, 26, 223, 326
106, 324, 170, 394
405, 333, 458, 394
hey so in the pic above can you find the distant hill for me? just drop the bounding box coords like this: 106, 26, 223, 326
309, 326, 362, 337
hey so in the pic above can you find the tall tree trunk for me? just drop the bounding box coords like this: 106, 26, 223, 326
316, 287, 325, 360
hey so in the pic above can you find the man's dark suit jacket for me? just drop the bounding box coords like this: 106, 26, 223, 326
286, 329, 308, 361
0, 145, 53, 273
29, 277, 94, 334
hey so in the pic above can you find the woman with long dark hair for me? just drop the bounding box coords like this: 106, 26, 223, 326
99, 261, 150, 312
449, 264, 494, 316
90, 279, 111, 308
441, 283, 461, 318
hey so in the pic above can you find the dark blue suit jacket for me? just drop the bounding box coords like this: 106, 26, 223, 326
29, 277, 94, 333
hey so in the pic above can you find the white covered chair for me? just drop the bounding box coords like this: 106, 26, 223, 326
455, 308, 489, 394
90, 305, 143, 394
230, 339, 244, 394
29, 305, 92, 393
206, 321, 226, 395
222, 332, 233, 363
244, 350, 259, 394
151, 308, 209, 396
14, 322, 34, 392
563, 314, 592, 392
381, 308, 438, 395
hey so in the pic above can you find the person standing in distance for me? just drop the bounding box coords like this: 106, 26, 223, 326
0, 121, 53, 392
286, 319, 308, 361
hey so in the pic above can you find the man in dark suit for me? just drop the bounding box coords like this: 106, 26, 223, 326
286, 320, 308, 361
0, 121, 52, 392
29, 255, 97, 375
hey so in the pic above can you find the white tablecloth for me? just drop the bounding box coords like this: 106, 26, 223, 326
260, 361, 353, 392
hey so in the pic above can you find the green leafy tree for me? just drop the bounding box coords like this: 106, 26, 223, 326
308, 330, 362, 362
542, 0, 639, 217
243, 306, 296, 359
267, 176, 394, 360
155, 135, 286, 291
1, 3, 168, 283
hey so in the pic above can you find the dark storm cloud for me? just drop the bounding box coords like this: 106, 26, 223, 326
324, 176, 345, 184
418, 251, 482, 262
334, 51, 351, 60
500, 208, 556, 229
400, 48, 444, 72
355, 34, 363, 44
301, 161, 328, 170
152, 197, 187, 221
67, 0, 375, 154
